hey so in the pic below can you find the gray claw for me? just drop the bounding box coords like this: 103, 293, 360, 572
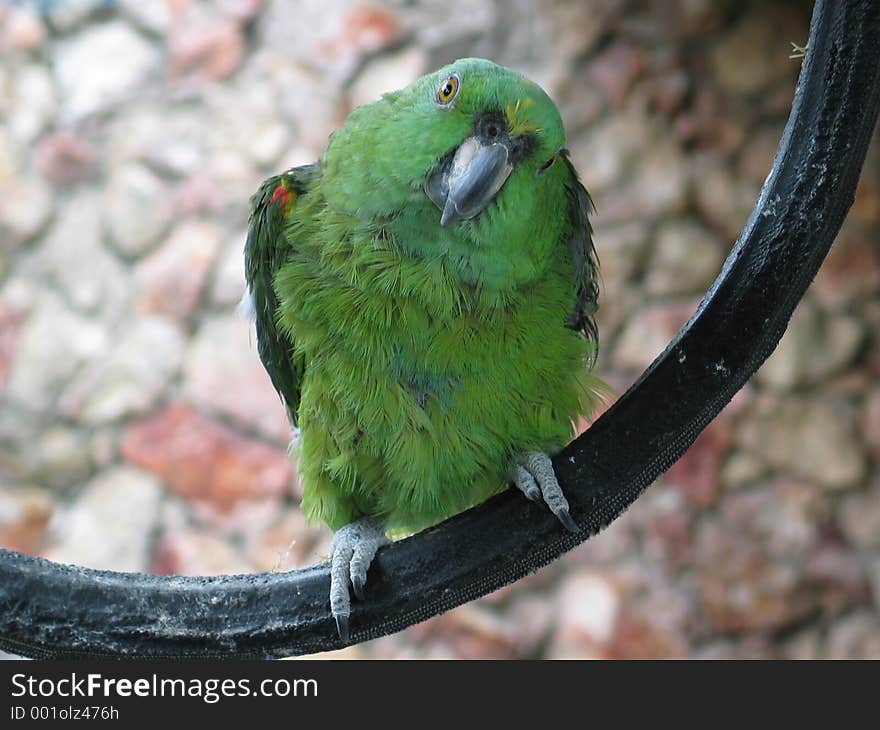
335, 613, 350, 644
515, 452, 581, 532
328, 517, 389, 641
556, 506, 579, 533
351, 575, 365, 602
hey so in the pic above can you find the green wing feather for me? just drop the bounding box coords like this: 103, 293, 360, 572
244, 164, 318, 426
560, 152, 600, 360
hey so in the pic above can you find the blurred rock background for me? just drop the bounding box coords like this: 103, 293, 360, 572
1, 0, 878, 659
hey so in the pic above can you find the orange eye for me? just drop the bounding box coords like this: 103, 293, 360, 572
436, 74, 460, 106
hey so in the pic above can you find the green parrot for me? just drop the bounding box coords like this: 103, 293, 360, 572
243, 58, 603, 640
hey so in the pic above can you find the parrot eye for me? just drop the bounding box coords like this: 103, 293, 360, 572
436, 74, 460, 106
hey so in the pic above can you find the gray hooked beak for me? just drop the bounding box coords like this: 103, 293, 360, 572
425, 137, 514, 227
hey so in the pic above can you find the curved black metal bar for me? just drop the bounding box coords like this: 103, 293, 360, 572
1, 0, 878, 659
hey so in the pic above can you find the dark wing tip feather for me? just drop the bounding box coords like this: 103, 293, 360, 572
244, 164, 318, 427
560, 151, 600, 364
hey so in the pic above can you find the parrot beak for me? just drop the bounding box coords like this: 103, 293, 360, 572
426, 137, 514, 227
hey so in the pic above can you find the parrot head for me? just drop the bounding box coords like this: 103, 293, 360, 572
418, 60, 566, 228
321, 57, 568, 234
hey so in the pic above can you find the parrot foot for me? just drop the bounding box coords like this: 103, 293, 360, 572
514, 452, 580, 533
329, 517, 389, 643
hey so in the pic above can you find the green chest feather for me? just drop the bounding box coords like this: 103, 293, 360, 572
274, 201, 596, 532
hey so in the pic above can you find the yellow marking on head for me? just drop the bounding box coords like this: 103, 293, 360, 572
506, 97, 543, 136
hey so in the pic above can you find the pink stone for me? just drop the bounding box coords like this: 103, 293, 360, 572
317, 6, 401, 72
0, 489, 53, 557
613, 300, 700, 373
642, 506, 694, 568
217, 0, 263, 21
182, 315, 293, 443
1, 8, 47, 51
151, 527, 253, 576
171, 176, 228, 216
667, 424, 731, 506
589, 42, 644, 108
0, 307, 24, 400
805, 543, 870, 615
35, 132, 97, 187
169, 18, 245, 85
135, 220, 222, 320
696, 522, 814, 633
607, 615, 688, 659
121, 403, 293, 512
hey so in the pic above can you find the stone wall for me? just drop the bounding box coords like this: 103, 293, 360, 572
1, 0, 878, 658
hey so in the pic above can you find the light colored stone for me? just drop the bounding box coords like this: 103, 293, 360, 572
826, 611, 880, 659
0, 407, 94, 492
838, 482, 880, 549
106, 105, 205, 177
261, 0, 402, 79
253, 58, 341, 157
556, 572, 619, 645
4, 293, 109, 413
135, 219, 224, 320
0, 285, 22, 367
0, 174, 53, 246
402, 0, 495, 51
104, 163, 172, 258
645, 220, 725, 296
567, 112, 650, 193
30, 192, 128, 315
349, 46, 427, 109
778, 629, 823, 660
31, 426, 95, 492
118, 0, 173, 34
44, 467, 163, 572
60, 317, 186, 424
592, 222, 652, 289
182, 314, 292, 442
753, 397, 867, 491
692, 154, 759, 241
721, 452, 766, 489
153, 526, 254, 576
613, 300, 698, 372
626, 137, 689, 220
55, 21, 159, 121
756, 301, 864, 391
711, 9, 789, 95
210, 232, 248, 307
204, 82, 290, 169
4, 63, 57, 145
722, 481, 826, 560
696, 520, 812, 634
